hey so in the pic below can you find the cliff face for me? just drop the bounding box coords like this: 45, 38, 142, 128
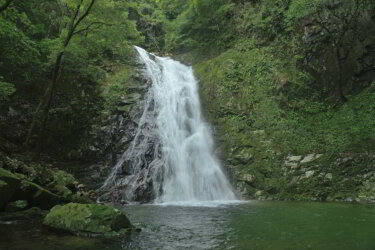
188, 9, 375, 202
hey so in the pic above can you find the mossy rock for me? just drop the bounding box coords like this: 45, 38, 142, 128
14, 180, 63, 210
0, 168, 21, 210
52, 170, 76, 187
43, 203, 134, 237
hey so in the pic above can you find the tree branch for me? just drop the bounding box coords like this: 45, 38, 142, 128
72, 0, 96, 34
73, 21, 114, 35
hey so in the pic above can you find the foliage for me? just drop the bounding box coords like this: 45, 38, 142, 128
0, 81, 15, 103
163, 0, 235, 52
0, 0, 143, 158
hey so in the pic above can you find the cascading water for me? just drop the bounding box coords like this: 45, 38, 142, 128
101, 46, 236, 204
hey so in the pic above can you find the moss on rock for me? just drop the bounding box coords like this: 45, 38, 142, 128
14, 180, 63, 210
43, 203, 134, 237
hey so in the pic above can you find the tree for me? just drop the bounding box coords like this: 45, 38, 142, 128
315, 0, 371, 102
290, 0, 375, 102
0, 0, 14, 13
26, 0, 96, 160
168, 0, 235, 51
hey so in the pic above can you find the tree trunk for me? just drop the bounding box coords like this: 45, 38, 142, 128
26, 0, 97, 160
31, 52, 64, 160
335, 48, 348, 103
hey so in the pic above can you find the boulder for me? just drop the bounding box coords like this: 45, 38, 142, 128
0, 168, 21, 209
43, 203, 134, 237
14, 180, 62, 210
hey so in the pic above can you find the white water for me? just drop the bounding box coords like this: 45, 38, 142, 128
102, 47, 236, 205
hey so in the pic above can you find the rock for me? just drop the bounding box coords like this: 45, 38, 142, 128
43, 203, 134, 237
325, 173, 333, 180
53, 170, 76, 187
5, 200, 28, 212
305, 170, 315, 178
240, 174, 256, 185
51, 185, 73, 200
286, 155, 303, 162
232, 148, 253, 164
285, 161, 299, 168
315, 154, 323, 159
300, 154, 316, 164
14, 180, 62, 210
252, 130, 265, 135
255, 190, 263, 198
0, 168, 21, 210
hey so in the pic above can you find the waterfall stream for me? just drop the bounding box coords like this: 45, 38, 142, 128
102, 47, 236, 205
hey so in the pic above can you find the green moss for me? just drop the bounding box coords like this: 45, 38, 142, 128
194, 33, 375, 201
43, 203, 133, 237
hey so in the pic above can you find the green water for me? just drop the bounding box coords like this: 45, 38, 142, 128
1, 201, 375, 250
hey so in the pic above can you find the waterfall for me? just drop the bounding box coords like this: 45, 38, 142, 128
101, 46, 236, 205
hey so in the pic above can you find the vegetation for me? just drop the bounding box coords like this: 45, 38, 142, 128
1, 0, 375, 205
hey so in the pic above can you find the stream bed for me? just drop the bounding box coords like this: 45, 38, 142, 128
1, 201, 375, 250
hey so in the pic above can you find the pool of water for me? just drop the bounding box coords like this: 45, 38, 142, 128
1, 201, 375, 250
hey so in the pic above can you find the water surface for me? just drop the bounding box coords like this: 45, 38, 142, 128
1, 201, 375, 250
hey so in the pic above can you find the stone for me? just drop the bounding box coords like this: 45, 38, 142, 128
5, 200, 28, 212
43, 203, 134, 237
255, 190, 263, 197
315, 154, 323, 159
286, 156, 303, 162
285, 161, 298, 168
241, 174, 255, 185
232, 148, 253, 164
300, 154, 316, 164
305, 170, 315, 178
53, 170, 76, 187
252, 130, 265, 135
325, 173, 333, 180
14, 180, 62, 210
0, 168, 21, 210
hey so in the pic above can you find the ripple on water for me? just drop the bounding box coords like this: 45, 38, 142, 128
2, 202, 375, 250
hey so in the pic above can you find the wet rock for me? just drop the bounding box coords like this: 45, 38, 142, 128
43, 203, 134, 237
